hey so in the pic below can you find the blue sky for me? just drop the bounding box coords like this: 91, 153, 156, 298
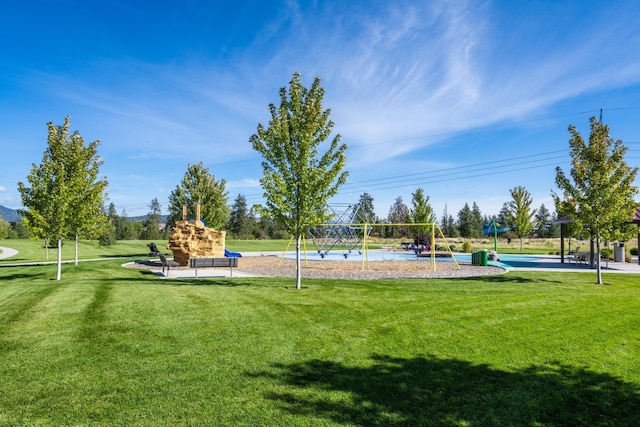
2, 0, 640, 220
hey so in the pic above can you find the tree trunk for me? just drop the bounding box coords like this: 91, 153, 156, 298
45, 237, 49, 260
295, 234, 302, 290
596, 233, 602, 284
74, 235, 79, 266
56, 238, 62, 281
519, 237, 523, 253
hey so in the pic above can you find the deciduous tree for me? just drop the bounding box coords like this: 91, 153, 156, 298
65, 126, 110, 262
250, 72, 348, 289
554, 117, 638, 284
18, 117, 108, 279
507, 186, 537, 252
0, 215, 9, 239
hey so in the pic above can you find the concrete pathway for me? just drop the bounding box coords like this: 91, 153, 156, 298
0, 246, 18, 260
3, 244, 640, 278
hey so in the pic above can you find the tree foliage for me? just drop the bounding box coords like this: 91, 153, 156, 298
507, 186, 537, 252
228, 194, 254, 238
168, 162, 230, 229
0, 215, 9, 239
387, 196, 410, 237
18, 117, 108, 279
141, 198, 164, 240
409, 188, 436, 235
457, 202, 483, 238
250, 72, 348, 289
98, 202, 118, 246
356, 193, 376, 224
554, 117, 638, 283
64, 126, 110, 262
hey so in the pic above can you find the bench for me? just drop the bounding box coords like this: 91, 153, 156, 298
158, 254, 180, 277
147, 242, 161, 256
189, 257, 239, 278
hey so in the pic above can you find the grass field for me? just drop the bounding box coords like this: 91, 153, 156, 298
2, 236, 631, 265
0, 240, 639, 425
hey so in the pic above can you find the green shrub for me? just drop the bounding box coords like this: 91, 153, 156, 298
462, 241, 472, 253
630, 247, 638, 256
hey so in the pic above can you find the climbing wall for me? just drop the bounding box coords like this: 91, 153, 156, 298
167, 220, 226, 265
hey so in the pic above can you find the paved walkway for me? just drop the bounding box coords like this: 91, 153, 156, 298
0, 246, 18, 260
488, 253, 640, 274
3, 245, 640, 278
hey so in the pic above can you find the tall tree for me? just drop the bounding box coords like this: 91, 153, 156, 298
98, 202, 118, 246
534, 203, 552, 238
440, 204, 450, 236
64, 127, 110, 263
0, 215, 9, 239
387, 196, 410, 238
457, 203, 473, 238
168, 162, 230, 229
141, 198, 163, 240
228, 194, 253, 238
447, 214, 458, 238
18, 117, 108, 280
507, 186, 537, 252
498, 203, 510, 222
409, 187, 436, 235
470, 202, 483, 238
554, 117, 638, 284
356, 193, 376, 224
250, 72, 348, 289
115, 209, 135, 240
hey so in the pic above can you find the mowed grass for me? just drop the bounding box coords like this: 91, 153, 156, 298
0, 239, 290, 265
1, 257, 640, 425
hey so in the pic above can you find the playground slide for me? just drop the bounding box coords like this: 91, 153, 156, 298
225, 249, 242, 257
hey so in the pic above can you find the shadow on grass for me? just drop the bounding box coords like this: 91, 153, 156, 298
0, 271, 50, 281
251, 354, 640, 426
459, 273, 564, 285
168, 278, 254, 287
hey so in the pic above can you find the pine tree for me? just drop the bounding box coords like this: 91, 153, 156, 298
168, 162, 230, 230
409, 188, 436, 236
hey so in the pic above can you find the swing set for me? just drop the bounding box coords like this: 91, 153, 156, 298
280, 222, 460, 271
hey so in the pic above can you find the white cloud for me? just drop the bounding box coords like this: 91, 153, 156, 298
227, 178, 261, 190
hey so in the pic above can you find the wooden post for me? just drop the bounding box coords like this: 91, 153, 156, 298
560, 223, 565, 263
196, 203, 201, 224
182, 205, 187, 221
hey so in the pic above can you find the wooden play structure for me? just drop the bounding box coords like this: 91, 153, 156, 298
167, 204, 226, 266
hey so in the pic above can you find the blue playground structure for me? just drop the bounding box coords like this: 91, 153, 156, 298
225, 249, 242, 257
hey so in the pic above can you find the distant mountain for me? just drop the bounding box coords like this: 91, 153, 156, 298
129, 214, 169, 222
0, 205, 20, 222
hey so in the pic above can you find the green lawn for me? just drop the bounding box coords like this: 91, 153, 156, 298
0, 256, 639, 426
0, 239, 291, 264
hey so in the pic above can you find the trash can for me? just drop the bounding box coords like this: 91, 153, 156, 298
614, 243, 625, 262
472, 250, 488, 266
479, 249, 488, 266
